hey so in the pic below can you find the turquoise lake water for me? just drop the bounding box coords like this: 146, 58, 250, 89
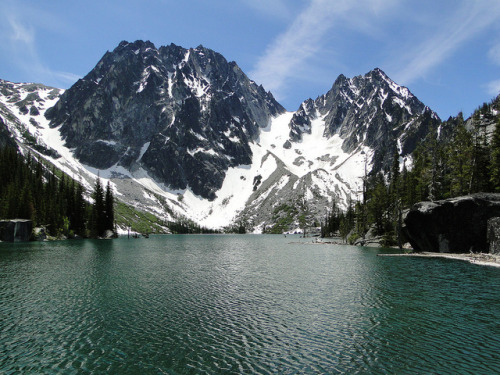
1, 235, 499, 374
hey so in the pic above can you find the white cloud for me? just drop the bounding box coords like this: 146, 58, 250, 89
0, 3, 79, 87
486, 79, 500, 96
8, 17, 35, 46
250, 0, 500, 106
249, 0, 397, 101
392, 1, 500, 85
249, 0, 348, 98
53, 71, 81, 83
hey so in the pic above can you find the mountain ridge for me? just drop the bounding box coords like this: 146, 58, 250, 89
1, 39, 492, 232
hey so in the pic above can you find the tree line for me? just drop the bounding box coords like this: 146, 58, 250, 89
0, 146, 115, 238
322, 97, 500, 246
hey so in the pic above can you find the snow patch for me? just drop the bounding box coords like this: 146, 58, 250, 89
138, 142, 150, 160
393, 97, 412, 114
187, 147, 217, 157
189, 130, 206, 141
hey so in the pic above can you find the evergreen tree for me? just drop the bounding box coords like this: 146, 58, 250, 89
389, 145, 403, 248
389, 144, 400, 196
104, 181, 115, 232
367, 173, 390, 235
73, 181, 87, 236
91, 176, 106, 237
448, 119, 473, 196
490, 118, 500, 191
469, 120, 490, 193
0, 146, 91, 237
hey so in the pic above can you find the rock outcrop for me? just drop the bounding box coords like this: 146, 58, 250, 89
0, 219, 33, 242
403, 193, 500, 253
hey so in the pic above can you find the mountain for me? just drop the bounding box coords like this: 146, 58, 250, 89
45, 40, 284, 200
1, 40, 450, 232
231, 69, 441, 231
287, 68, 440, 172
0, 80, 63, 154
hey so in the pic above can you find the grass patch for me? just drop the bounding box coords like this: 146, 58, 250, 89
114, 200, 167, 234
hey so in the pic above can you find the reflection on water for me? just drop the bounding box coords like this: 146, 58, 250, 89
0, 235, 499, 374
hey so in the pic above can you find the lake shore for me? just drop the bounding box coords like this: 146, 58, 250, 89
379, 252, 500, 268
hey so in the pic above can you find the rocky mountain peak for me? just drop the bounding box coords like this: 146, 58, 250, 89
45, 40, 285, 200
287, 68, 440, 173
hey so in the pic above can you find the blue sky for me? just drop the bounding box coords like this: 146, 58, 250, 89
1, 0, 500, 120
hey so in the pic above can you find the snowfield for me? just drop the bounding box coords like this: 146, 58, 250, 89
0, 81, 371, 230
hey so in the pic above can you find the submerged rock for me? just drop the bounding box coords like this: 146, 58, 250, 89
403, 193, 500, 253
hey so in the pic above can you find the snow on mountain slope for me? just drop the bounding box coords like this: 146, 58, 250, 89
0, 79, 368, 231
0, 78, 399, 231
45, 40, 285, 201
174, 111, 373, 229
0, 60, 440, 233
0, 80, 178, 222
0, 80, 63, 155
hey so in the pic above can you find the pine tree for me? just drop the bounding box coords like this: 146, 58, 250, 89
73, 181, 87, 236
469, 120, 490, 193
389, 145, 403, 248
104, 181, 115, 232
18, 183, 35, 221
91, 176, 105, 237
448, 120, 473, 196
389, 144, 400, 195
367, 173, 389, 235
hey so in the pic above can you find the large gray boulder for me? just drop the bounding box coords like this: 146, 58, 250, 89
0, 220, 33, 242
403, 193, 500, 253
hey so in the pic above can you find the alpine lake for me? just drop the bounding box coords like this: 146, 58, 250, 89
1, 234, 499, 374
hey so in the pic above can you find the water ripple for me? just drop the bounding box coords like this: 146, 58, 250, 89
1, 237, 500, 374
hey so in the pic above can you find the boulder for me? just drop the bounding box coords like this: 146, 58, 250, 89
102, 230, 118, 239
0, 219, 33, 242
353, 226, 384, 248
403, 193, 500, 253
32, 227, 47, 241
487, 217, 500, 254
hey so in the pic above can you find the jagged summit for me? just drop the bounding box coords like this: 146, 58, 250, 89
287, 68, 440, 173
116, 39, 156, 49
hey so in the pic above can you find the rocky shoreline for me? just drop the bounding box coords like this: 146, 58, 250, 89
379, 252, 500, 268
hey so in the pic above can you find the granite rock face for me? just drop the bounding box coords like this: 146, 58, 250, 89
403, 194, 500, 253
46, 40, 284, 200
